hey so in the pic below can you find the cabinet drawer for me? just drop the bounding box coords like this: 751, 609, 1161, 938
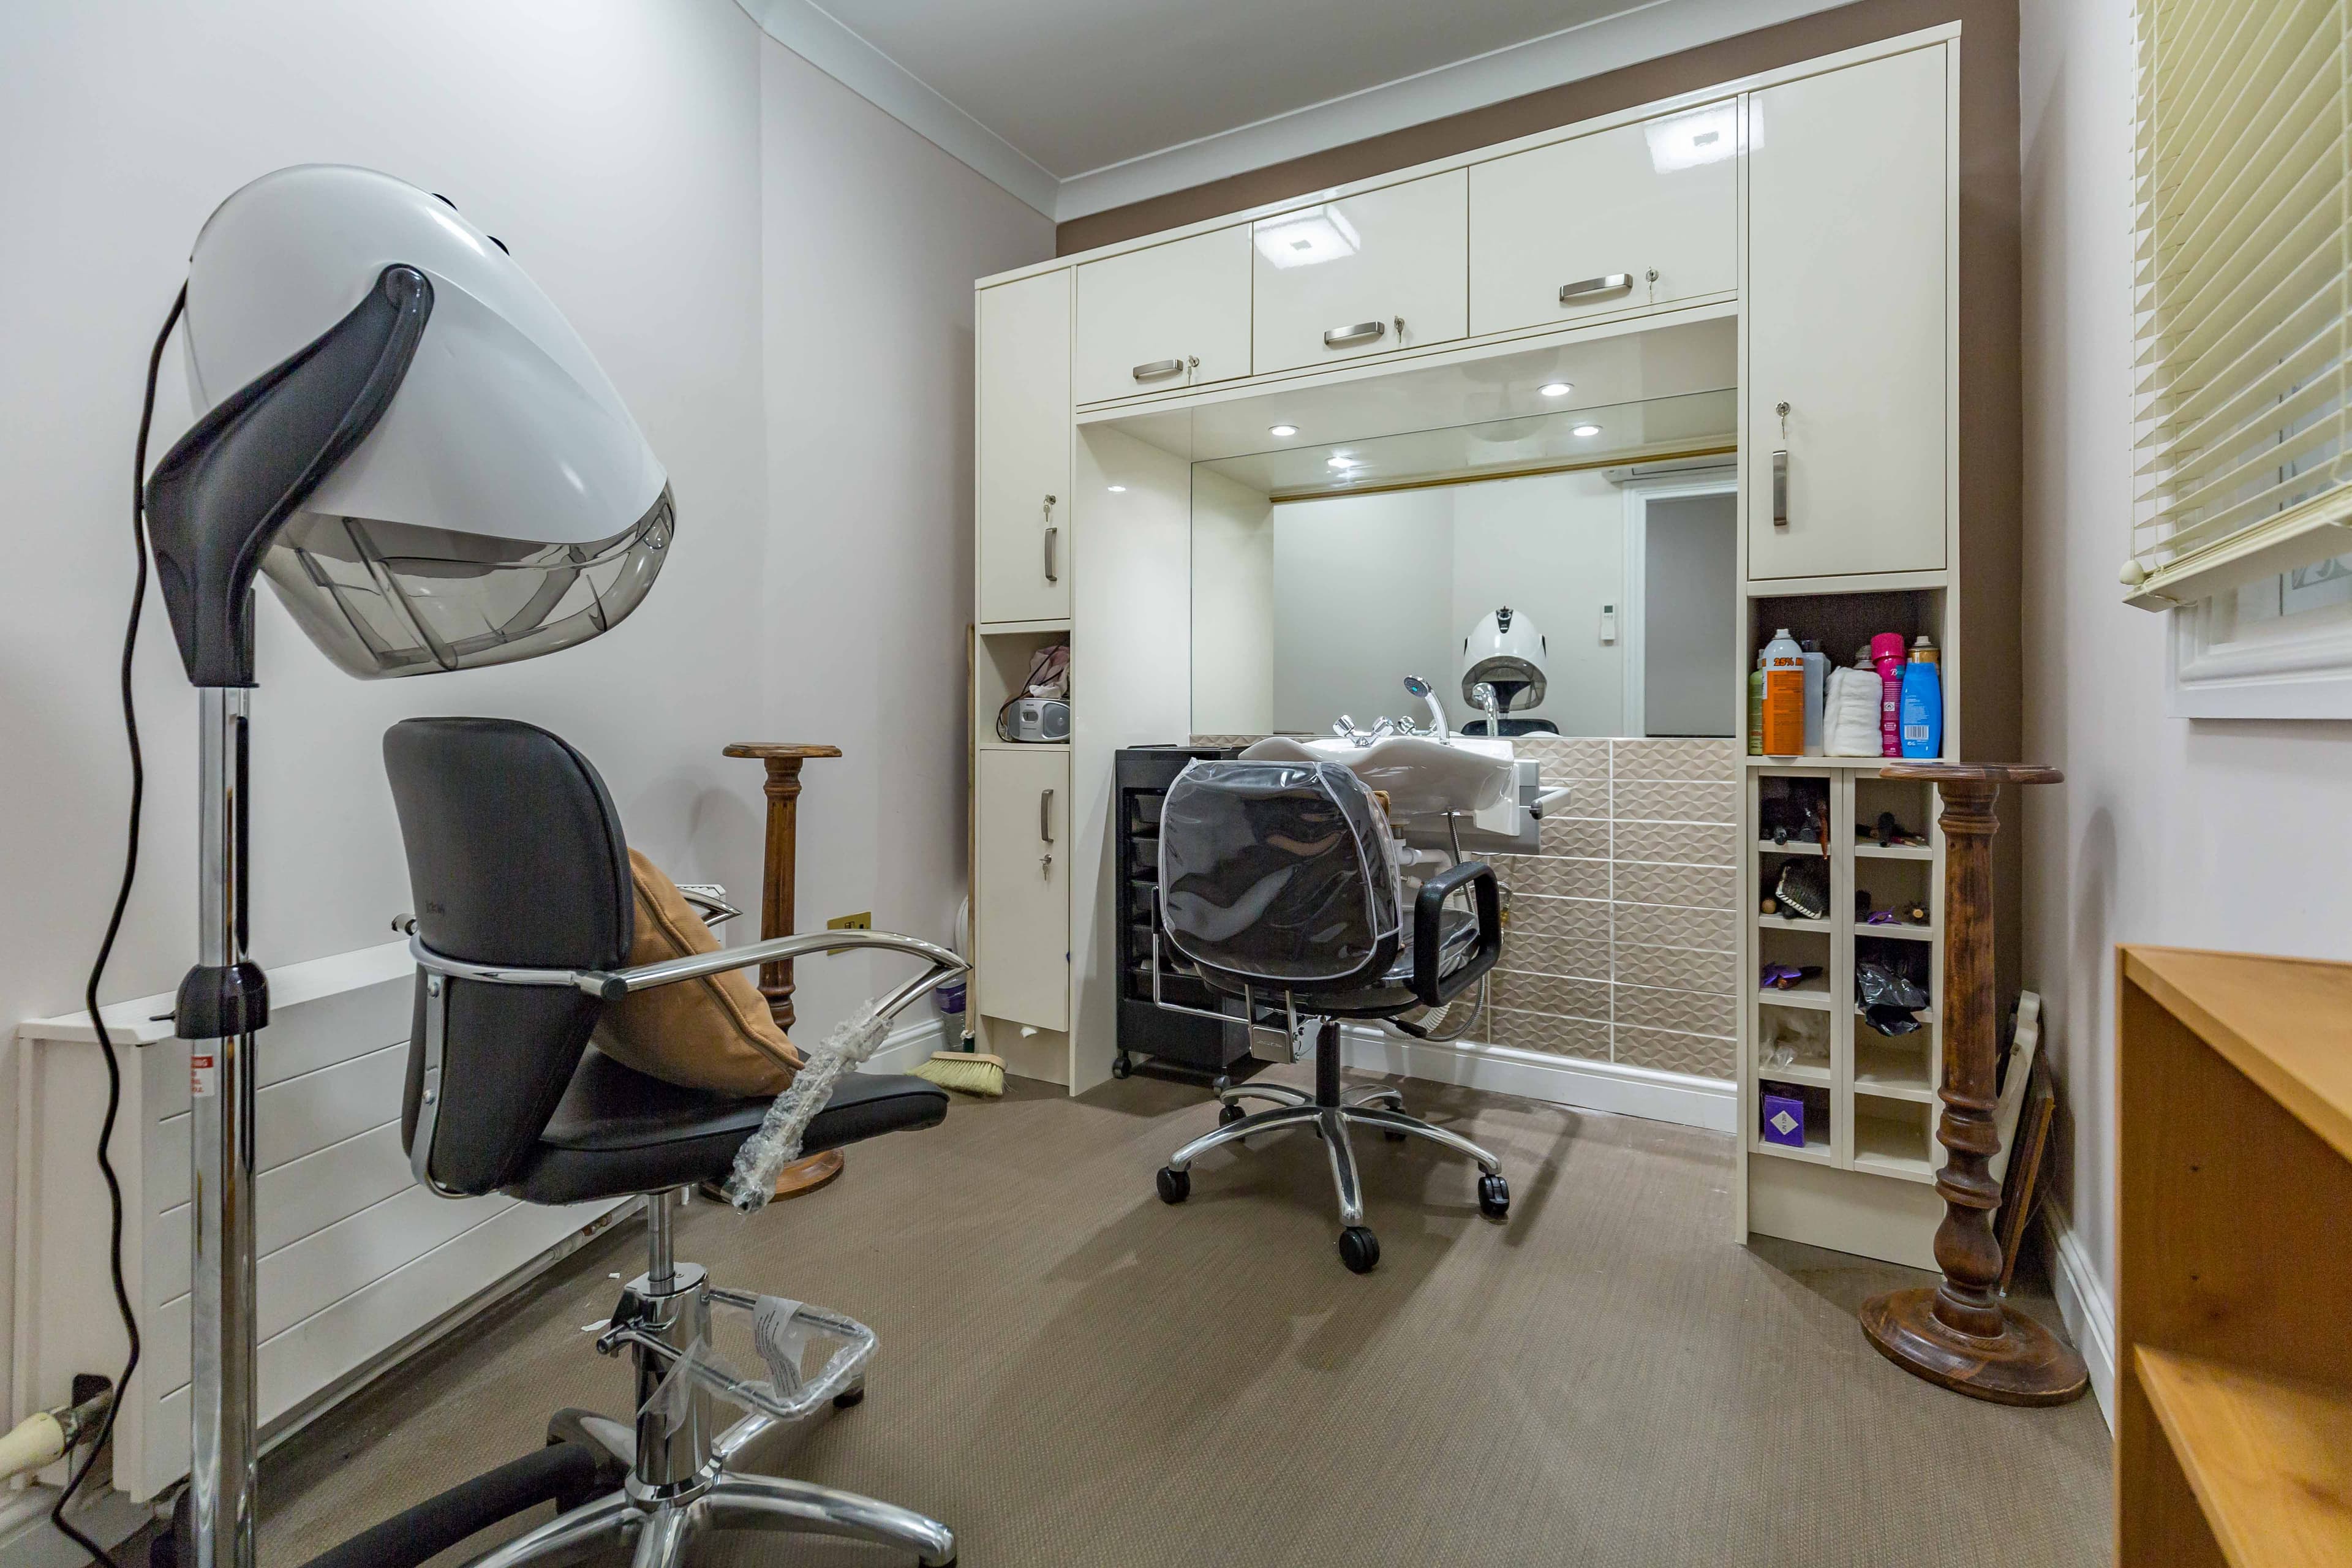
1251, 171, 1467, 375
1469, 106, 1736, 337
1075, 226, 1250, 404
978, 270, 1072, 622
1746, 49, 1948, 579
975, 747, 1070, 1030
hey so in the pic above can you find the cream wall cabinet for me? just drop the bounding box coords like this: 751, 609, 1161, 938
978, 269, 1072, 622
975, 745, 1071, 1030
1744, 47, 1949, 580
1074, 226, 1251, 405
1468, 107, 1737, 337
1250, 171, 1468, 374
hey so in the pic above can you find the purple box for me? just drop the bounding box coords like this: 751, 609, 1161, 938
1761, 1092, 1807, 1148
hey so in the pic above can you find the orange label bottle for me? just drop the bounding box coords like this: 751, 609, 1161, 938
1760, 628, 1806, 756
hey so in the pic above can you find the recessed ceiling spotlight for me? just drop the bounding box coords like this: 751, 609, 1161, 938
1571, 423, 1602, 437
1539, 382, 1572, 398
1107, 484, 1127, 492
1269, 423, 1298, 437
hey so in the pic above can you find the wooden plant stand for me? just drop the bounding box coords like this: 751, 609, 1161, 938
1858, 763, 2087, 1406
725, 742, 845, 1200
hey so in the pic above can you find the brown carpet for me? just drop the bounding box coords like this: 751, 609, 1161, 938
257, 1069, 2111, 1567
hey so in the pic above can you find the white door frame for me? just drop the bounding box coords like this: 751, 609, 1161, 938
1621, 472, 1739, 737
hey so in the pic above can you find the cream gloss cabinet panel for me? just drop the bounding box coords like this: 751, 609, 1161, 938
975, 745, 1071, 1031
1074, 225, 1252, 405
978, 268, 1072, 623
1746, 47, 1950, 580
1468, 105, 1738, 337
1250, 170, 1469, 374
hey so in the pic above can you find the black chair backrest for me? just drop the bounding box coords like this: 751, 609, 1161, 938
383, 717, 633, 1194
1157, 759, 1401, 998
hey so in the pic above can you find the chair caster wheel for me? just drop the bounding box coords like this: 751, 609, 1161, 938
1156, 1166, 1190, 1204
1219, 1102, 1245, 1126
832, 1385, 865, 1409
1338, 1226, 1380, 1273
1112, 1054, 1132, 1079
1477, 1172, 1510, 1219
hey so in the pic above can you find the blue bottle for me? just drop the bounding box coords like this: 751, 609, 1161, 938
1899, 636, 1942, 759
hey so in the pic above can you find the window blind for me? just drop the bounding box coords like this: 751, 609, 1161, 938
2124, 0, 2352, 609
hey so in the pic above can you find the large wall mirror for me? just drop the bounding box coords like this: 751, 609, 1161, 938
1189, 384, 1738, 741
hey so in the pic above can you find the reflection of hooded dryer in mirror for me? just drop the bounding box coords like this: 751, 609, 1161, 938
1459, 606, 1558, 736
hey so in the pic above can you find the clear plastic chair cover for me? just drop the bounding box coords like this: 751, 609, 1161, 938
1158, 760, 1401, 989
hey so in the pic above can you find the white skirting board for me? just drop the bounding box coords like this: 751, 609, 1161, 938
1336, 1023, 1737, 1133
2040, 1199, 2116, 1429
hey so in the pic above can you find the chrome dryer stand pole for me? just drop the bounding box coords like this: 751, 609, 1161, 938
183, 687, 262, 1568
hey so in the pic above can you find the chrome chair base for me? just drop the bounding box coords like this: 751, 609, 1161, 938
475, 1193, 956, 1568
1156, 1025, 1510, 1275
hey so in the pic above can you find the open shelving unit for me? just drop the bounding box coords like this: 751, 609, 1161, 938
1739, 761, 1949, 1269
2117, 947, 2352, 1567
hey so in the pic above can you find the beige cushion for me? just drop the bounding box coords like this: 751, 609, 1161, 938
592, 850, 802, 1096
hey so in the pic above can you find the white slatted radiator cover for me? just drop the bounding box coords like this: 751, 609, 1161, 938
2124, 0, 2352, 609
12, 943, 627, 1501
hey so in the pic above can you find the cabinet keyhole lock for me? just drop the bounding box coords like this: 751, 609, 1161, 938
1775, 401, 1790, 440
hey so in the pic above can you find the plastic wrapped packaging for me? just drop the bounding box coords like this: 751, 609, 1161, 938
721, 1001, 889, 1212
1856, 960, 1932, 1035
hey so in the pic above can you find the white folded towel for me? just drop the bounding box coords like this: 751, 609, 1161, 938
1824, 664, 1883, 757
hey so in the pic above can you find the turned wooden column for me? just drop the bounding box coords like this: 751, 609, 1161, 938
1860, 763, 2087, 1406
723, 742, 843, 1198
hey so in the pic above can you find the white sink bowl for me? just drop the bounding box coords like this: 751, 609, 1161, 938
1238, 733, 1517, 820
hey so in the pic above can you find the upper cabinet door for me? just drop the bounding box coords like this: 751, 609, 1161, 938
1747, 49, 1950, 579
1251, 171, 1468, 375
1074, 226, 1251, 405
1468, 105, 1737, 337
978, 269, 1072, 623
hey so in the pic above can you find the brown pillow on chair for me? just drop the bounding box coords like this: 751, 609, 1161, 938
592, 850, 803, 1096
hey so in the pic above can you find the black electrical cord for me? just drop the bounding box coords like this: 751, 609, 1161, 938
55, 284, 186, 1568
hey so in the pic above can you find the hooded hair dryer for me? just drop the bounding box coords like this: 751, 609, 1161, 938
1460, 606, 1551, 734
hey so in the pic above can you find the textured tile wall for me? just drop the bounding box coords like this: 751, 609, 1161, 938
1187, 734, 1743, 1080
1488, 737, 1740, 1080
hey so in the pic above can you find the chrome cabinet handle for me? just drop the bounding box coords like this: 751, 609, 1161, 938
1323, 320, 1387, 347
1559, 273, 1635, 304
1772, 450, 1789, 529
1043, 524, 1059, 581
1132, 358, 1185, 381
1039, 788, 1055, 843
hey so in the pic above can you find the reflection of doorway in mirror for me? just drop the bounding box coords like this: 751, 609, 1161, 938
1621, 478, 1738, 739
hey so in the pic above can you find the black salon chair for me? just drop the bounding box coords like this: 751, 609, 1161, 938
1150, 758, 1510, 1273
383, 717, 962, 1568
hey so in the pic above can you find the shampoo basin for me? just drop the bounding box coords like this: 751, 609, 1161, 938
1238, 733, 1517, 821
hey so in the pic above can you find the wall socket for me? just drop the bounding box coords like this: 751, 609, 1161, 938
826, 911, 872, 930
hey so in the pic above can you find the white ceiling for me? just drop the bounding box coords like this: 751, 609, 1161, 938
737, 0, 1852, 221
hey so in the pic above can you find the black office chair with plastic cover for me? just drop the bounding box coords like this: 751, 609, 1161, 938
383, 716, 962, 1568
1150, 758, 1510, 1273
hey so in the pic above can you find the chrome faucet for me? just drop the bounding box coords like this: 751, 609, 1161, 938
1471, 681, 1502, 736
1401, 676, 1448, 742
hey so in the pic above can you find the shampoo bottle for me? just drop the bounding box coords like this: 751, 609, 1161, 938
1899, 635, 1943, 759
1800, 639, 1829, 755
1747, 650, 1766, 756
1760, 628, 1806, 756
1869, 633, 1907, 758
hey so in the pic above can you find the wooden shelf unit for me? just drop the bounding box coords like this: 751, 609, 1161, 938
1739, 764, 1948, 1267
2117, 946, 2352, 1567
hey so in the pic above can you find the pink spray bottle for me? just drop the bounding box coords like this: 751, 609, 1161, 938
1869, 633, 1907, 758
